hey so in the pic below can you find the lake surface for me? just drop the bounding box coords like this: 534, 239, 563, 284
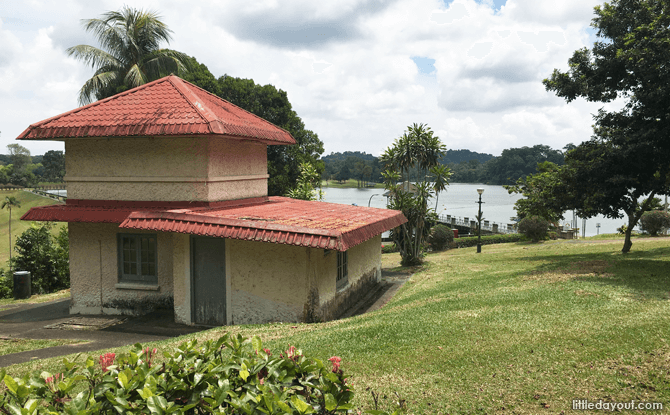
46, 186, 632, 237
321, 184, 634, 237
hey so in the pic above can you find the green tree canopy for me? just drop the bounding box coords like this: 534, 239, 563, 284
543, 0, 670, 252
67, 6, 190, 105
42, 150, 66, 182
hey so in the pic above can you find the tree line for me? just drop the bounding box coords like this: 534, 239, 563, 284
322, 145, 566, 186
0, 145, 65, 187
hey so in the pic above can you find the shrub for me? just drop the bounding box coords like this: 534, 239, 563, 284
449, 233, 527, 249
0, 334, 373, 414
517, 216, 549, 242
639, 210, 670, 236
381, 243, 398, 254
427, 224, 453, 251
10, 222, 69, 295
0, 269, 11, 299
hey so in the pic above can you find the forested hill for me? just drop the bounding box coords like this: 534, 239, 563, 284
322, 145, 567, 186
322, 151, 377, 162
440, 149, 494, 165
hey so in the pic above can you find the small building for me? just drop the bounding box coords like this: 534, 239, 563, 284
19, 75, 406, 325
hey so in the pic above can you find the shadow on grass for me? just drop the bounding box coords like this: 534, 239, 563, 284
518, 246, 670, 300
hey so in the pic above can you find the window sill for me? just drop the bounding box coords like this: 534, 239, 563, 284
115, 283, 160, 291
336, 282, 349, 293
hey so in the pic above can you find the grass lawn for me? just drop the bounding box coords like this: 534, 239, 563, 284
0, 338, 84, 357
0, 289, 70, 308
4, 238, 670, 413
0, 190, 65, 266
322, 179, 385, 189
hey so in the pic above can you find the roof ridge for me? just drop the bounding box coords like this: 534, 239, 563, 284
165, 76, 221, 134
169, 76, 293, 137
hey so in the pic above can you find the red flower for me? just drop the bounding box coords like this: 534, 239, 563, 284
329, 356, 342, 373
99, 353, 116, 372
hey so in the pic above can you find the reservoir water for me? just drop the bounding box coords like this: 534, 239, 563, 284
321, 184, 634, 237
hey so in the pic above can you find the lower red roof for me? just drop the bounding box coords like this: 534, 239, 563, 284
22, 197, 406, 251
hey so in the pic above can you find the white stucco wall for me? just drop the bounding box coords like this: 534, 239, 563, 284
64, 137, 267, 201
68, 222, 174, 315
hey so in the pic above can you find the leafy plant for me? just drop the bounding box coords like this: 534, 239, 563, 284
639, 210, 670, 236
0, 334, 369, 414
427, 224, 453, 251
517, 216, 550, 243
9, 222, 69, 296
381, 123, 451, 266
287, 162, 324, 201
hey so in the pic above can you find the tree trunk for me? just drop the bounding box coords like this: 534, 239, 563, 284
622, 216, 634, 254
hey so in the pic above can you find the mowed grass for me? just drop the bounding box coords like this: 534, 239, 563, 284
5, 239, 670, 413
0, 338, 84, 357
0, 190, 66, 265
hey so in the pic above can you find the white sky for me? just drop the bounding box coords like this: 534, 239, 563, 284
0, 0, 622, 158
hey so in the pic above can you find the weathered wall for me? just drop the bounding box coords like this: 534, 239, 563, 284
68, 222, 174, 315
227, 239, 308, 324
65, 137, 267, 201
172, 233, 191, 324
317, 235, 382, 321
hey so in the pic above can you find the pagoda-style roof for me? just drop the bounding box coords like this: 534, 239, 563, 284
16, 75, 295, 145
22, 197, 407, 252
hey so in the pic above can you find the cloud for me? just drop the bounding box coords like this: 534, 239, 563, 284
213, 0, 399, 49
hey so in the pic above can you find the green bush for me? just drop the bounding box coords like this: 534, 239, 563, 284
0, 334, 382, 414
0, 269, 11, 299
10, 222, 69, 295
381, 242, 398, 253
517, 216, 549, 242
639, 210, 670, 236
427, 224, 454, 251
449, 233, 528, 249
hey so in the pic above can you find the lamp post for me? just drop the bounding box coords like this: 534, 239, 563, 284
476, 188, 484, 253
368, 194, 380, 207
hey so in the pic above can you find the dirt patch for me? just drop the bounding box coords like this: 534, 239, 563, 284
524, 260, 613, 282
44, 316, 128, 331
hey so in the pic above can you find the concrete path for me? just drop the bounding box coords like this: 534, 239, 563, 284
0, 299, 205, 367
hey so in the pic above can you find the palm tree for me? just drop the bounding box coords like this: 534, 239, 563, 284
430, 164, 451, 212
67, 6, 189, 106
2, 196, 21, 272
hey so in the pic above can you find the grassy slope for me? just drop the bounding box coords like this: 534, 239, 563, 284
0, 190, 66, 266
5, 239, 670, 413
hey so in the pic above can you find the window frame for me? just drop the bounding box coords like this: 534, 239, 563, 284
117, 233, 158, 284
336, 250, 348, 290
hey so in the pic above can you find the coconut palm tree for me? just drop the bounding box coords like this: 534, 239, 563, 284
2, 196, 21, 272
67, 6, 189, 106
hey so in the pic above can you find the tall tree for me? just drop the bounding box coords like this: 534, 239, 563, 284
6, 144, 31, 174
543, 0, 670, 252
382, 124, 450, 266
42, 150, 66, 182
67, 6, 189, 105
2, 196, 21, 272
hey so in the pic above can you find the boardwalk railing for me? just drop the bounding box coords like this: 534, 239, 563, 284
438, 214, 517, 234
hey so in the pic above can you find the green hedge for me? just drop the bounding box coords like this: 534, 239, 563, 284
449, 233, 528, 249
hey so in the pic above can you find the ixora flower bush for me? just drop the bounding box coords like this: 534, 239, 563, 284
0, 333, 390, 414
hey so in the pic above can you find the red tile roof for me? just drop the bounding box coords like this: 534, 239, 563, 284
16, 76, 295, 145
22, 197, 407, 251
